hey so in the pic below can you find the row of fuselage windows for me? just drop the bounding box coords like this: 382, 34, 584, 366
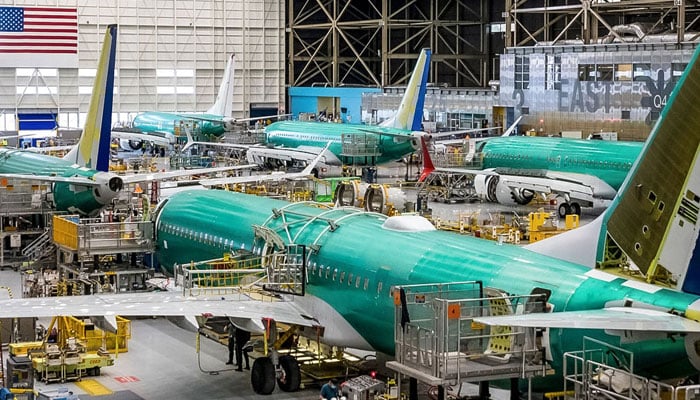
485, 152, 632, 171
309, 261, 383, 295
270, 132, 341, 143
159, 222, 242, 251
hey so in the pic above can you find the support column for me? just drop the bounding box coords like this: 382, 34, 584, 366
479, 381, 490, 400
510, 377, 519, 400
409, 377, 418, 400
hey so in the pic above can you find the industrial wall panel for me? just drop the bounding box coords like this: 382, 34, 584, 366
0, 0, 284, 127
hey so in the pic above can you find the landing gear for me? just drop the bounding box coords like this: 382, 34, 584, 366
250, 354, 302, 394
251, 357, 276, 395
557, 201, 581, 218
277, 355, 301, 392
557, 203, 571, 218
570, 202, 581, 216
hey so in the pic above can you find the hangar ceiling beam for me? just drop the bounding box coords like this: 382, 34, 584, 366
288, 0, 490, 88
506, 0, 700, 47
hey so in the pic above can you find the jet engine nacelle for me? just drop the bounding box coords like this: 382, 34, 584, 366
333, 180, 407, 215
119, 138, 143, 151
222, 117, 237, 131
474, 174, 534, 206
94, 172, 124, 205
410, 131, 431, 150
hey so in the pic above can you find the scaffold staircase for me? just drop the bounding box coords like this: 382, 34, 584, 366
21, 228, 55, 266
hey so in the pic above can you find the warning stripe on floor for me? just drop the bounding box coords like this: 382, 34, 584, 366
76, 379, 113, 396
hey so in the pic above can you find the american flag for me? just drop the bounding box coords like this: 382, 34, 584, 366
0, 6, 78, 66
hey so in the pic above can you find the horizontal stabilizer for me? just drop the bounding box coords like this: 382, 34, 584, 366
474, 307, 700, 333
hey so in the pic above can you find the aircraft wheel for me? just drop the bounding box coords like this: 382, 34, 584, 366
570, 202, 581, 216
277, 355, 301, 392
558, 203, 571, 218
251, 357, 276, 395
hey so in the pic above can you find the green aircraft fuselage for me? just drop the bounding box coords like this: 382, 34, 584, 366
132, 111, 227, 138
264, 121, 419, 166
480, 136, 644, 190
155, 190, 700, 385
0, 148, 106, 215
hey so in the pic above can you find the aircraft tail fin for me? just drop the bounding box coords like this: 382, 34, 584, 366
418, 137, 435, 182
380, 49, 431, 131
598, 46, 700, 295
206, 54, 236, 117
63, 24, 117, 172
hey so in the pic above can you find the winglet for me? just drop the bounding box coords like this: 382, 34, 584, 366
207, 54, 236, 117
181, 128, 197, 152
501, 115, 523, 137
418, 136, 435, 182
380, 49, 431, 131
302, 142, 332, 176
63, 24, 117, 172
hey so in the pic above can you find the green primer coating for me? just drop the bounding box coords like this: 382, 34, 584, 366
132, 111, 227, 138
156, 190, 700, 381
265, 121, 418, 165
0, 148, 102, 214
481, 136, 644, 189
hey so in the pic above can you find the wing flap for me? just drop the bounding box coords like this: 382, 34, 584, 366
0, 292, 317, 329
473, 307, 700, 333
120, 165, 255, 184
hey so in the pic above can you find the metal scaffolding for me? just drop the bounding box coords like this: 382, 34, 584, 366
288, 0, 491, 88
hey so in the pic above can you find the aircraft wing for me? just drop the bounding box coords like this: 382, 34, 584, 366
473, 307, 700, 333
112, 130, 173, 147
0, 173, 102, 186
120, 164, 256, 184
0, 291, 317, 334
430, 126, 501, 139
356, 127, 416, 140
199, 142, 331, 186
25, 145, 75, 153
433, 116, 524, 144
198, 171, 308, 186
181, 140, 249, 152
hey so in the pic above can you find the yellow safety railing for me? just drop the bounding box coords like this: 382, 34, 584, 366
46, 315, 131, 354
52, 215, 80, 250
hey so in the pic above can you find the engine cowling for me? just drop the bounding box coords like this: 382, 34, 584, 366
474, 174, 533, 206
222, 117, 237, 131
410, 131, 432, 150
119, 138, 142, 151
